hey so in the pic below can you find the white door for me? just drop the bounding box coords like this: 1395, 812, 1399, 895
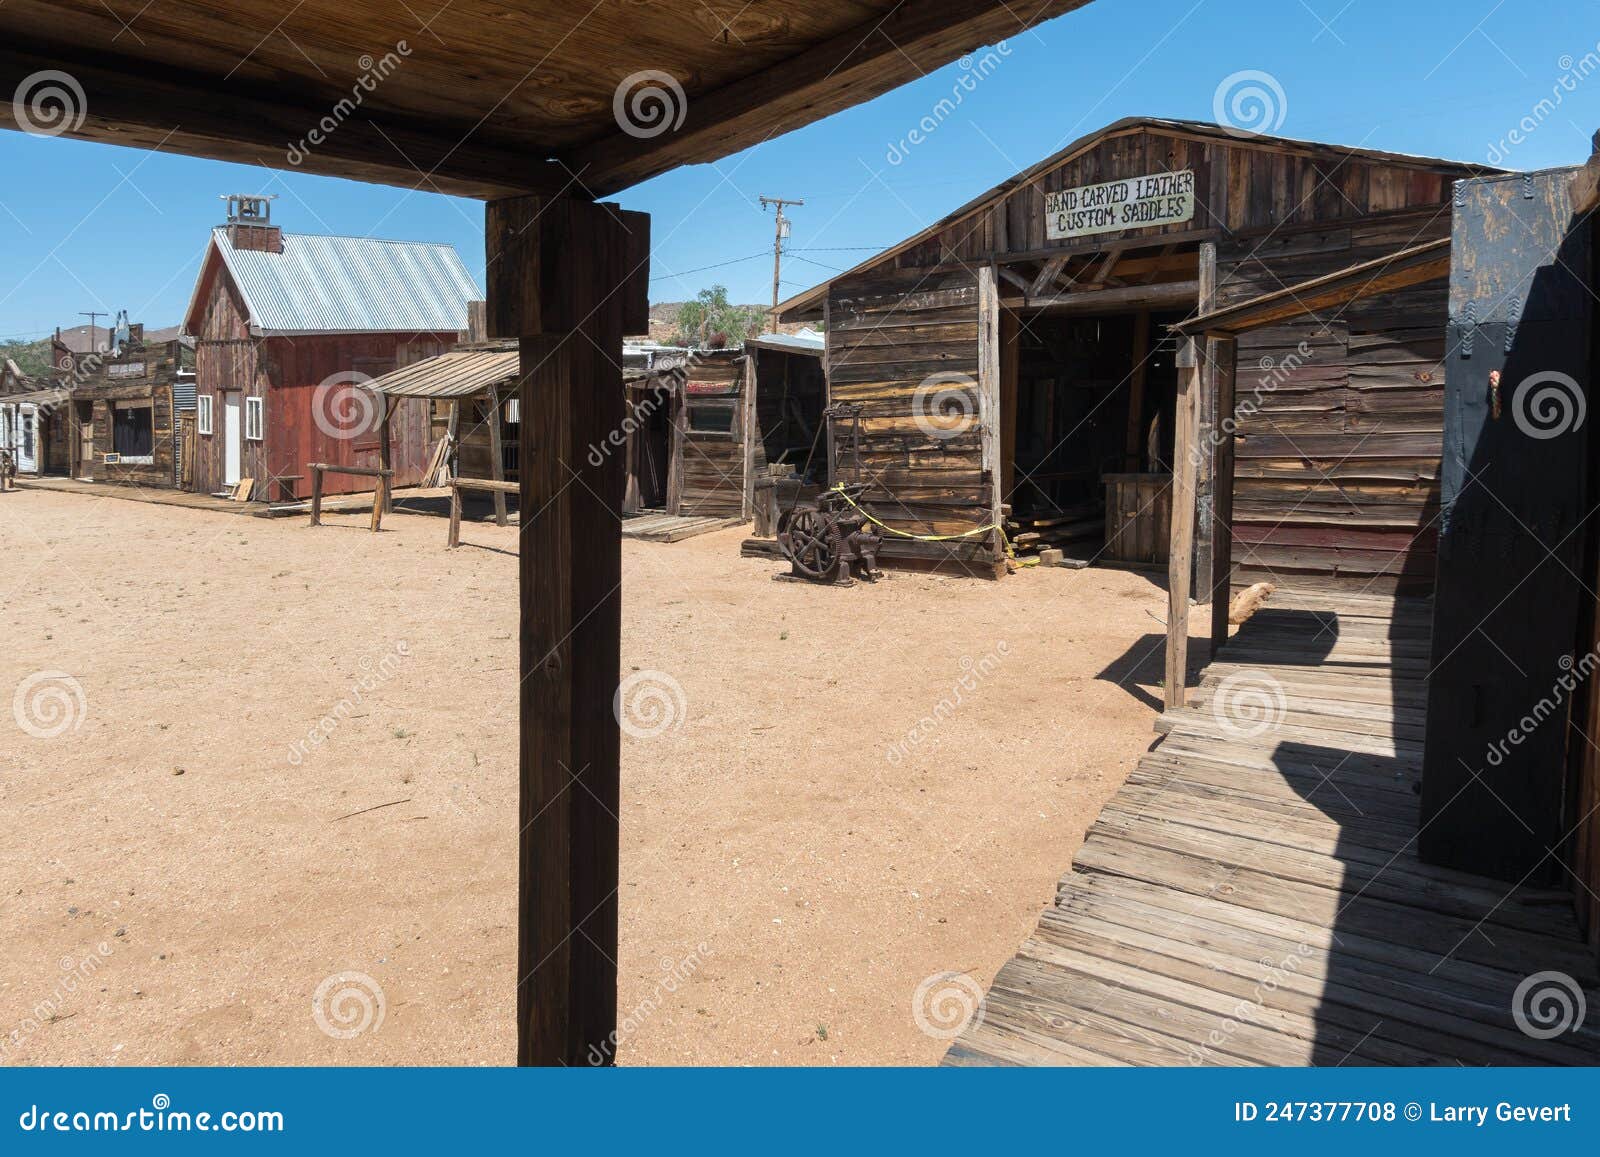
17, 405, 37, 473
222, 392, 243, 486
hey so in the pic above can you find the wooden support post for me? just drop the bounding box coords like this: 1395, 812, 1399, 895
447, 479, 462, 548
377, 393, 393, 517
1191, 242, 1218, 604
488, 193, 646, 1067
486, 386, 508, 527
1165, 336, 1201, 710
309, 464, 323, 526
1124, 310, 1150, 470
977, 265, 1004, 570
999, 307, 1019, 506
372, 395, 388, 531
446, 399, 461, 480
1208, 338, 1238, 654
740, 351, 757, 522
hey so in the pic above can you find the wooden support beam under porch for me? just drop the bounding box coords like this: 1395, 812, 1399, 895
485, 193, 650, 1067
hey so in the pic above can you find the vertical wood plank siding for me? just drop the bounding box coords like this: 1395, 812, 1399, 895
191, 259, 450, 499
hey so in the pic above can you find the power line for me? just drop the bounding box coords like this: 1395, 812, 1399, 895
647, 251, 768, 283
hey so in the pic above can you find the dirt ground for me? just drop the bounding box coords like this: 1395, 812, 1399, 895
0, 486, 1182, 1066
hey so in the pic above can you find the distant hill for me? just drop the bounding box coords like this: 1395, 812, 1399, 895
645, 300, 808, 345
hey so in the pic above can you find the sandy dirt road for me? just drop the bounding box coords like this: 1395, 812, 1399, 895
0, 487, 1179, 1065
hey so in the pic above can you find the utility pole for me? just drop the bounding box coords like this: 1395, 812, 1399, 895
759, 196, 803, 333
79, 311, 105, 351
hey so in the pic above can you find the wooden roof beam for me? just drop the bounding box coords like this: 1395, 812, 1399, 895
566, 0, 1095, 194
1027, 253, 1071, 297
1169, 237, 1450, 337
0, 41, 579, 199
1008, 279, 1199, 313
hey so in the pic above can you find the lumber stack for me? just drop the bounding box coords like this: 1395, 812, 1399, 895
1006, 501, 1104, 559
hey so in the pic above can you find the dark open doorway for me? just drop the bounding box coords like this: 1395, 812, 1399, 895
1005, 306, 1188, 566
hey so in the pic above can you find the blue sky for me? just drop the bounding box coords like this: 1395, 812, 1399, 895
2, 0, 1598, 340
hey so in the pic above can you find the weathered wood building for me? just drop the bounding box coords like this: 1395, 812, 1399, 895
181, 196, 479, 500
622, 333, 827, 524
779, 118, 1493, 588
50, 320, 196, 488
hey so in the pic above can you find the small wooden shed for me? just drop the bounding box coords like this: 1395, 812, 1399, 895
623, 334, 828, 526
778, 117, 1494, 586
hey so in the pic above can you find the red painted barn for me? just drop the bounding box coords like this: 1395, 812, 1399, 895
181, 195, 480, 499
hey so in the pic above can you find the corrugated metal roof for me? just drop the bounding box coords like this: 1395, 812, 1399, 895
204, 228, 481, 335
362, 347, 520, 399
745, 330, 824, 356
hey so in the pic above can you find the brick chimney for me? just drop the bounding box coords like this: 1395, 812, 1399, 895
222, 193, 283, 254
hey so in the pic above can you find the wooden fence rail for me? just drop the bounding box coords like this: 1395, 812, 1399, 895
308, 462, 394, 532
448, 476, 519, 548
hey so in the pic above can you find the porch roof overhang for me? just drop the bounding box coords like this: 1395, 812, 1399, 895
1, 1, 1095, 199
1, 386, 74, 406
362, 346, 521, 399
1169, 237, 1452, 338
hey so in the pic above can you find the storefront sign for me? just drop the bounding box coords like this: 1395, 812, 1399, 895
1044, 169, 1196, 241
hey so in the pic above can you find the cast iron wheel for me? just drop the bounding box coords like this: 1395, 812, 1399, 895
778, 507, 835, 580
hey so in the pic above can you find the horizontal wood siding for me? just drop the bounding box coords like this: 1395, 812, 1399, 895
1218, 210, 1452, 591
810, 126, 1476, 583
828, 269, 994, 565
674, 356, 746, 518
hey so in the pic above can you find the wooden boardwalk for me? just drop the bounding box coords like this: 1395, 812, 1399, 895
621, 511, 745, 542
948, 588, 1600, 1066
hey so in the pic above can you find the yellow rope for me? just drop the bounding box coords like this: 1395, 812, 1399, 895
828, 484, 1013, 556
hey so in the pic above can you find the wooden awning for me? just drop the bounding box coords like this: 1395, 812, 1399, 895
1170, 237, 1451, 338
362, 347, 520, 399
